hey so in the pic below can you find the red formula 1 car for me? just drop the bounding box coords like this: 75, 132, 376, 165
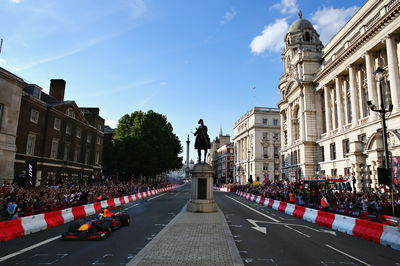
61, 206, 130, 240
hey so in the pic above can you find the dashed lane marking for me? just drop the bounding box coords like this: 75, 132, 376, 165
325, 244, 371, 266
147, 193, 166, 201
225, 195, 280, 223
285, 225, 310, 238
0, 235, 61, 263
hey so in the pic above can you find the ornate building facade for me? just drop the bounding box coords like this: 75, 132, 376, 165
0, 67, 23, 182
233, 107, 280, 184
278, 0, 400, 191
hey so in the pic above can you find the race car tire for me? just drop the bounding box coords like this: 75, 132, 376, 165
68, 220, 83, 232
120, 214, 130, 226
101, 222, 112, 236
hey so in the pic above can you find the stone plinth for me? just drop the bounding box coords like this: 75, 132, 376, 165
187, 163, 217, 213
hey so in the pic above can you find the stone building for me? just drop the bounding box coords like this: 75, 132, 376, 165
214, 143, 234, 184
233, 107, 280, 184
278, 0, 400, 191
0, 67, 24, 182
14, 79, 104, 186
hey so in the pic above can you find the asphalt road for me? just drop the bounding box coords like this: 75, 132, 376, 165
0, 185, 191, 266
214, 192, 400, 266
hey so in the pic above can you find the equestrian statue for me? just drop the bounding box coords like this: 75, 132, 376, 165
194, 119, 211, 163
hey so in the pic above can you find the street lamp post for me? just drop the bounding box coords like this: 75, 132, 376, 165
367, 66, 394, 216
272, 135, 278, 181
247, 150, 251, 183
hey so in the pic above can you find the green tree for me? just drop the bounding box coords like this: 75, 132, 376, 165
114, 110, 183, 180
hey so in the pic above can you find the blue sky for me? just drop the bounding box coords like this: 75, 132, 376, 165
0, 0, 364, 162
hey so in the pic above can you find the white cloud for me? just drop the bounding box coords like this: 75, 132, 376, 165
104, 118, 118, 128
160, 81, 167, 86
250, 18, 289, 54
311, 6, 359, 44
220, 8, 237, 25
272, 0, 298, 15
9, 0, 22, 3
126, 0, 148, 19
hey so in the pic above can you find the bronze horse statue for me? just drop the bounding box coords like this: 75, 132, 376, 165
194, 119, 211, 163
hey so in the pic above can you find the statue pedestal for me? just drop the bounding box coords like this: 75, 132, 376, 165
187, 163, 217, 213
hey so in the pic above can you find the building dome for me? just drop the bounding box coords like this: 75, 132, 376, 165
288, 11, 315, 33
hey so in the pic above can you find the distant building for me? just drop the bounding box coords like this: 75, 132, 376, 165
0, 67, 24, 182
233, 107, 280, 184
14, 79, 104, 186
208, 130, 231, 182
214, 143, 234, 184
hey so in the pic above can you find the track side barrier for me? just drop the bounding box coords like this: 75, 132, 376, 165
235, 190, 400, 251
0, 185, 177, 242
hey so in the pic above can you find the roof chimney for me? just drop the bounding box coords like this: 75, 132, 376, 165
49, 79, 66, 102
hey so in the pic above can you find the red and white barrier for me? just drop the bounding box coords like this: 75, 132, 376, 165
0, 185, 177, 242
236, 191, 400, 251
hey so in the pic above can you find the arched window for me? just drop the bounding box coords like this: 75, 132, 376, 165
292, 105, 300, 141
303, 32, 311, 42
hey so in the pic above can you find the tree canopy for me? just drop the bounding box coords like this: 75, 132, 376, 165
104, 110, 182, 180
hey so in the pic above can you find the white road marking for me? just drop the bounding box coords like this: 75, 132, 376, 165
285, 225, 311, 238
0, 235, 61, 263
247, 219, 267, 234
147, 193, 166, 201
225, 195, 280, 223
133, 203, 139, 206
325, 244, 372, 266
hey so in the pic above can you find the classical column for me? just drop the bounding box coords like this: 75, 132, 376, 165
348, 65, 360, 125
287, 105, 292, 145
299, 91, 305, 141
385, 35, 400, 112
357, 67, 365, 118
323, 86, 332, 133
335, 77, 344, 130
364, 52, 378, 119
280, 111, 285, 147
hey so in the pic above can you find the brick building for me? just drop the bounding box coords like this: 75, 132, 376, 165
14, 79, 104, 186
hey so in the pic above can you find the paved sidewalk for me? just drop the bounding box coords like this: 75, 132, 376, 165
127, 204, 244, 266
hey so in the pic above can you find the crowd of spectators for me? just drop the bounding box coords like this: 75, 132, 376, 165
233, 180, 400, 220
0, 180, 172, 221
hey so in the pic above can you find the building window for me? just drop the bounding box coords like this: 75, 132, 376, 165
263, 163, 268, 171
262, 132, 268, 140
359, 134, 367, 152
66, 123, 71, 135
331, 168, 337, 177
97, 123, 102, 130
96, 136, 102, 145
76, 127, 82, 138
87, 133, 92, 143
263, 147, 268, 158
30, 109, 39, 124
26, 133, 36, 155
320, 146, 325, 162
343, 139, 350, 157
54, 118, 61, 131
50, 138, 59, 159
0, 103, 3, 129
330, 143, 336, 160
63, 142, 70, 161
85, 148, 90, 165
262, 118, 268, 125
73, 145, 80, 162
273, 119, 279, 126
66, 108, 75, 118
95, 151, 100, 164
